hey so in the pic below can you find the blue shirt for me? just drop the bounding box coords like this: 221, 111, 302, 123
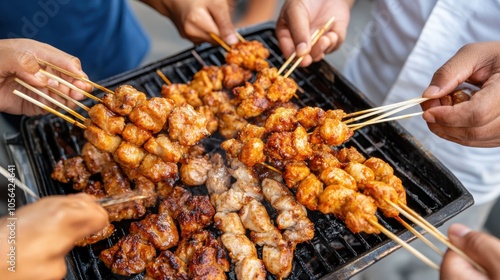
0, 0, 150, 81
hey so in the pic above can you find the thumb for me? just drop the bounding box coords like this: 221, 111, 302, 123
209, 4, 238, 45
8, 50, 48, 86
448, 224, 500, 277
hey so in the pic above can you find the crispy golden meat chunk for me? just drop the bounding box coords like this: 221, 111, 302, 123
310, 118, 353, 146
168, 104, 209, 146
139, 154, 178, 183
297, 106, 326, 129
51, 157, 91, 190
221, 63, 252, 89
218, 102, 248, 139
180, 156, 212, 186
201, 90, 230, 114
344, 162, 375, 190
206, 153, 232, 195
264, 107, 298, 133
134, 176, 157, 207
309, 144, 341, 173
176, 196, 216, 238
99, 234, 156, 276
221, 138, 243, 160
129, 213, 179, 250
266, 75, 298, 103
226, 41, 270, 71
84, 123, 122, 153
335, 146, 366, 164
75, 223, 115, 247
159, 186, 192, 217
122, 123, 152, 147
103, 85, 147, 116
318, 184, 356, 219
190, 65, 223, 96
296, 173, 324, 211
81, 142, 112, 174
364, 157, 394, 180
113, 141, 147, 169
238, 124, 267, 142
363, 180, 399, 218
283, 160, 311, 188
189, 247, 228, 280
234, 83, 271, 119
161, 83, 203, 108
239, 138, 266, 167
319, 166, 357, 191
343, 193, 380, 234
144, 134, 187, 164
382, 174, 407, 205
129, 97, 175, 133
197, 105, 218, 134
144, 251, 189, 280
265, 126, 312, 161
88, 103, 125, 135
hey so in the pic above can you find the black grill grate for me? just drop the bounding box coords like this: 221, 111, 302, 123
19, 23, 472, 280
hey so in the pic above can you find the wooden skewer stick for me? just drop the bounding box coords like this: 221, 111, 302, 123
235, 32, 246, 42
156, 69, 172, 86
386, 200, 486, 273
284, 16, 336, 78
343, 98, 426, 124
396, 202, 447, 241
259, 162, 282, 174
46, 85, 90, 111
343, 98, 429, 119
348, 112, 424, 131
277, 29, 320, 75
0, 165, 40, 200
395, 216, 444, 256
38, 69, 102, 102
37, 58, 114, 94
368, 219, 440, 271
14, 78, 86, 122
209, 32, 231, 51
13, 90, 87, 129
97, 195, 149, 207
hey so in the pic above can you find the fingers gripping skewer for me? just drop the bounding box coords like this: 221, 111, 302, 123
37, 58, 114, 94
38, 69, 102, 102
277, 29, 320, 76
235, 32, 246, 42
209, 32, 231, 51
46, 85, 90, 111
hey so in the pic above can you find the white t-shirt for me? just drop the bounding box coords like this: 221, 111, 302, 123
342, 0, 500, 205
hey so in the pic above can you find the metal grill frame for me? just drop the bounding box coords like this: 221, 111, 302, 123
18, 22, 473, 280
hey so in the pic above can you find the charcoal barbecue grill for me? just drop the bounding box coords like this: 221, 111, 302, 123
7, 22, 473, 280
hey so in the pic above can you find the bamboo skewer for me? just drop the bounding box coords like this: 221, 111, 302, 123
368, 219, 440, 271
284, 16, 336, 78
156, 69, 172, 86
348, 112, 424, 130
209, 32, 231, 51
0, 165, 40, 200
13, 90, 87, 129
235, 32, 246, 42
14, 78, 86, 121
343, 98, 429, 119
46, 85, 90, 111
277, 29, 320, 76
386, 200, 486, 273
395, 216, 444, 256
37, 58, 114, 94
38, 69, 102, 102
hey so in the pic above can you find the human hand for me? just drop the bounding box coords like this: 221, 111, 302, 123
276, 0, 353, 67
0, 38, 92, 116
421, 42, 500, 147
0, 193, 108, 280
142, 0, 238, 46
440, 224, 500, 280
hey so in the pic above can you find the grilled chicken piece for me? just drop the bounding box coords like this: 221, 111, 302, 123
51, 157, 91, 190
88, 103, 125, 135
335, 146, 366, 164
266, 75, 298, 103
159, 186, 192, 218
205, 153, 231, 195
175, 195, 215, 238
310, 117, 353, 146
175, 231, 229, 273
197, 105, 219, 134
217, 102, 248, 139
261, 244, 294, 278
309, 143, 342, 173
201, 90, 230, 114
239, 199, 274, 233
144, 134, 187, 164
229, 158, 263, 201
113, 141, 147, 169
139, 154, 178, 183
319, 166, 357, 191
100, 234, 156, 276
214, 212, 246, 235
145, 251, 189, 280
180, 156, 211, 186
238, 124, 267, 142
75, 223, 115, 247
296, 106, 326, 129
238, 138, 266, 167
81, 142, 112, 174
84, 123, 122, 153
234, 82, 271, 118
161, 83, 203, 108
265, 126, 313, 161
283, 160, 311, 188
129, 97, 175, 133
129, 213, 179, 250
190, 65, 223, 97
210, 188, 246, 213
343, 192, 380, 234
344, 162, 375, 190
221, 63, 252, 89
168, 104, 209, 146
296, 173, 324, 211
134, 176, 157, 207
189, 247, 228, 280
264, 107, 298, 133
382, 174, 407, 205
122, 123, 152, 146
102, 85, 147, 116
363, 180, 400, 218
226, 40, 270, 71
364, 157, 394, 180
317, 184, 356, 219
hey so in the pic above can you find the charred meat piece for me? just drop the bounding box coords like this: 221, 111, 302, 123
168, 104, 209, 146
221, 63, 252, 89
180, 156, 212, 186
129, 97, 174, 133
51, 157, 91, 190
103, 85, 147, 116
144, 134, 187, 164
145, 251, 189, 280
122, 123, 152, 147
88, 103, 125, 135
129, 213, 179, 251
75, 223, 115, 247
84, 123, 122, 153
81, 142, 112, 174
139, 154, 178, 183
226, 41, 270, 71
